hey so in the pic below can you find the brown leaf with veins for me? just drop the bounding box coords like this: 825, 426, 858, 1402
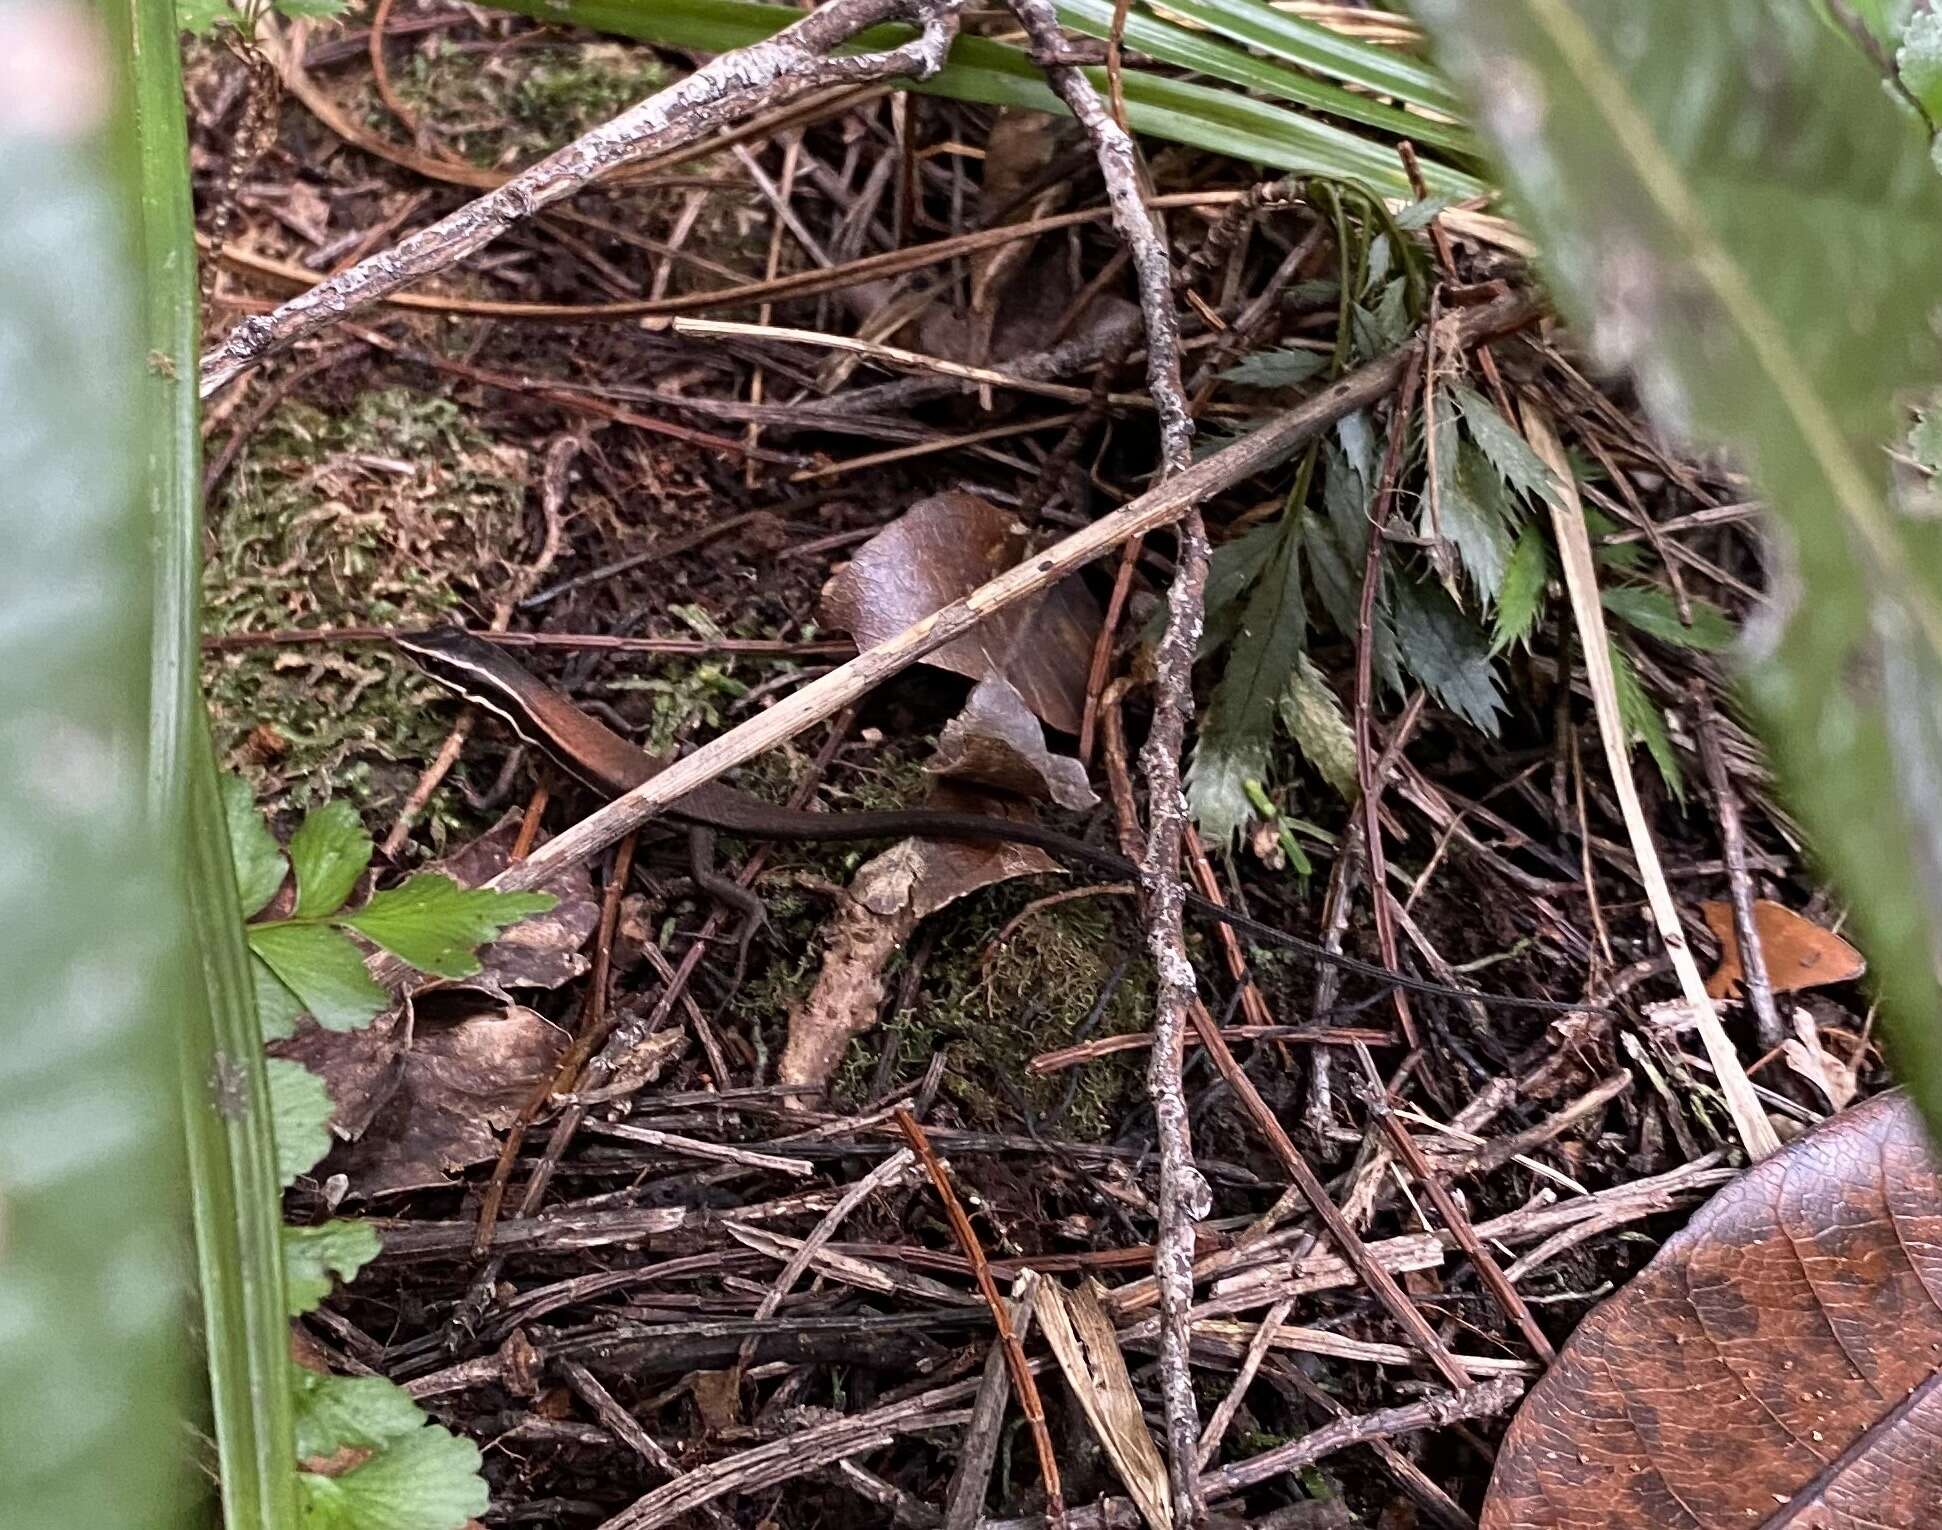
1482, 1089, 1942, 1529
819, 491, 1101, 734
1701, 898, 1866, 1000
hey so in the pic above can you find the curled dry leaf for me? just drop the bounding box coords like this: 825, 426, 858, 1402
929, 675, 1099, 811
1482, 1089, 1942, 1529
317, 998, 568, 1198
777, 785, 1060, 1096
1783, 1008, 1860, 1112
1701, 897, 1866, 1001
819, 490, 1102, 734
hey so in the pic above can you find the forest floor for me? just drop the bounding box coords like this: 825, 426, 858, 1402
192, 8, 1882, 1527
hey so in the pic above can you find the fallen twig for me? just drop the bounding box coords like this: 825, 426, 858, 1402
200, 0, 966, 395
375, 298, 1539, 938
896, 1107, 1064, 1527
994, 2, 1205, 1507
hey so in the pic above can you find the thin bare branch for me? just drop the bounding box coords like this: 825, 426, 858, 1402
200, 0, 964, 396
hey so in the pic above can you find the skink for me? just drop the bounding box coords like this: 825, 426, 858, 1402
396, 626, 1588, 1014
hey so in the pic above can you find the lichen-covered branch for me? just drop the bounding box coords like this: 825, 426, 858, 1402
1000, 1, 1204, 1519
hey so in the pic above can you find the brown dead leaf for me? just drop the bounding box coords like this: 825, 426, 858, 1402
688, 1369, 743, 1435
818, 491, 1101, 734
965, 110, 1069, 368
1482, 1089, 1942, 1529
1700, 897, 1866, 1000
312, 999, 568, 1198
777, 786, 1060, 1096
928, 675, 1099, 811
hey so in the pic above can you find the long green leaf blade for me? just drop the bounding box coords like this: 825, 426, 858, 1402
1056, 0, 1479, 158
1410, 0, 1942, 1132
122, 0, 301, 1516
1123, 0, 1464, 117
1, 3, 197, 1525
477, 0, 1485, 196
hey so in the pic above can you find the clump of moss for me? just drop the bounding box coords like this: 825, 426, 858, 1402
833, 886, 1153, 1142
203, 387, 527, 833
390, 41, 670, 168
511, 45, 671, 141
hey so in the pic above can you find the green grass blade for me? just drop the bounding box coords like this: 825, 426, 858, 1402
1412, 0, 1942, 1134
476, 0, 1484, 196
0, 3, 198, 1526
120, 0, 301, 1520
1055, 0, 1478, 159
1097, 0, 1459, 112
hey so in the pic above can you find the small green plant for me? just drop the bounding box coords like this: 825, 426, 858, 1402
225, 777, 556, 1037
178, 0, 344, 39
223, 779, 556, 1526
1189, 326, 1736, 843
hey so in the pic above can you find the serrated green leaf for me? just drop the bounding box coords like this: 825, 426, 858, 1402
1449, 382, 1564, 508
1609, 643, 1684, 800
340, 876, 556, 979
1193, 522, 1308, 844
289, 800, 373, 919
176, 0, 241, 34
1198, 518, 1287, 655
295, 1371, 430, 1461
1220, 346, 1329, 389
252, 953, 306, 1042
1186, 730, 1270, 846
1898, 10, 1942, 119
222, 772, 287, 919
1203, 526, 1308, 738
1279, 654, 1359, 799
1301, 508, 1402, 693
1602, 585, 1734, 650
1349, 279, 1410, 361
1363, 233, 1393, 295
1321, 438, 1371, 552
247, 923, 387, 1032
1492, 523, 1552, 653
1440, 439, 1520, 601
1336, 412, 1378, 490
276, 0, 348, 16
267, 1058, 333, 1188
283, 1220, 380, 1317
1393, 578, 1505, 734
299, 1421, 488, 1530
